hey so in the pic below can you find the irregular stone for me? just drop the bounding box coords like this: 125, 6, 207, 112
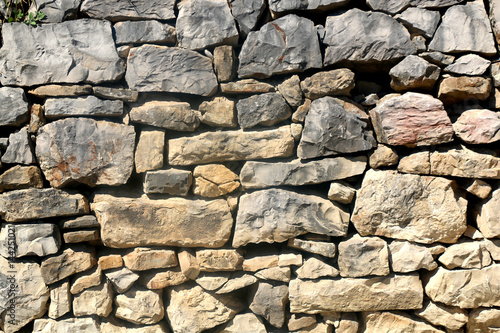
0, 87, 29, 126
233, 188, 349, 247
29, 0, 80, 22
415, 301, 468, 331
369, 144, 399, 169
389, 56, 441, 91
0, 224, 60, 258
366, 0, 411, 14
337, 313, 358, 333
300, 69, 355, 100
236, 92, 291, 129
0, 257, 49, 333
217, 312, 267, 333
411, 0, 465, 8
324, 9, 415, 68
143, 169, 192, 196
167, 284, 243, 333
395, 7, 440, 38
48, 280, 71, 319
476, 188, 500, 238
389, 241, 437, 273
363, 311, 445, 333
420, 51, 455, 66
199, 97, 237, 128
105, 267, 139, 293
352, 170, 467, 244
288, 314, 317, 331
429, 1, 496, 56
238, 14, 322, 78
228, 0, 265, 37
33, 318, 100, 333
243, 255, 279, 272
463, 179, 492, 200
278, 75, 303, 108
115, 288, 164, 325
63, 229, 98, 243
296, 322, 333, 333
249, 282, 288, 328
135, 129, 165, 174
425, 265, 500, 308
195, 272, 230, 291
492, 62, 500, 88
99, 319, 169, 333
0, 188, 88, 223
240, 156, 366, 189
140, 268, 189, 289
289, 274, 423, 313
126, 45, 218, 96
129, 101, 200, 131
370, 92, 453, 147
221, 79, 275, 94
98, 254, 123, 271
168, 125, 294, 166
73, 281, 113, 317
41, 246, 96, 286
44, 96, 123, 119
269, 0, 349, 15
92, 195, 233, 248
113, 20, 175, 45
468, 307, 500, 332
327, 181, 355, 204
214, 45, 236, 82
178, 249, 200, 280
338, 234, 389, 277
193, 164, 239, 197
453, 109, 500, 144
28, 84, 92, 98
123, 248, 177, 272
464, 225, 485, 240
70, 265, 102, 294
81, 0, 175, 20
92, 87, 138, 102
217, 273, 258, 294
1, 127, 35, 165
0, 20, 125, 86
278, 252, 302, 266
28, 104, 46, 135
255, 266, 291, 282
197, 249, 243, 272
298, 97, 376, 159
296, 257, 339, 279
0, 165, 43, 193
287, 238, 336, 258
36, 118, 135, 188
444, 54, 491, 76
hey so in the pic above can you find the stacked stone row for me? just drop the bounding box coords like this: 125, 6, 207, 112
2, 0, 500, 332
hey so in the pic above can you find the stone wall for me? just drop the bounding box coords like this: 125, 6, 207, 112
1, 0, 500, 332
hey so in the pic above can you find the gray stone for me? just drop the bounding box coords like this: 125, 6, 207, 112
237, 92, 291, 129
29, 0, 81, 22
444, 54, 491, 76
453, 109, 500, 144
60, 215, 99, 230
324, 9, 415, 68
411, 35, 427, 53
80, 0, 175, 21
395, 7, 440, 38
105, 267, 139, 293
0, 20, 125, 86
126, 45, 218, 96
411, 0, 465, 8
352, 170, 467, 244
300, 69, 355, 99
233, 188, 349, 247
389, 56, 441, 91
199, 97, 237, 128
420, 51, 455, 66
0, 87, 29, 127
0, 188, 88, 223
48, 280, 71, 319
389, 241, 437, 273
297, 97, 376, 159
238, 14, 322, 78
249, 282, 288, 328
1, 128, 35, 165
269, 0, 350, 15
278, 75, 303, 108
229, 0, 266, 36
240, 156, 366, 189
288, 238, 336, 258
33, 318, 100, 333
41, 245, 96, 285
214, 45, 236, 82
0, 224, 60, 258
0, 165, 43, 193
429, 1, 496, 56
143, 169, 192, 196
115, 288, 164, 325
36, 118, 135, 188
366, 0, 411, 14
113, 20, 175, 45
338, 234, 390, 278
92, 87, 138, 102
72, 281, 113, 317
28, 84, 93, 98
44, 96, 123, 119
135, 129, 165, 174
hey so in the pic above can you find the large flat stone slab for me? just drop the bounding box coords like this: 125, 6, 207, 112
269, 0, 350, 15
80, 0, 175, 21
44, 96, 123, 119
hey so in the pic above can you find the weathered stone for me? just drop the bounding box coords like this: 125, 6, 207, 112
193, 164, 239, 197
337, 313, 358, 333
243, 255, 279, 272
395, 7, 440, 38
130, 101, 200, 131
228, 0, 265, 37
195, 272, 230, 291
249, 282, 289, 328
278, 75, 303, 108
0, 87, 29, 127
298, 97, 376, 159
269, 0, 349, 15
44, 96, 123, 119
411, 0, 466, 8
1, 127, 35, 165
0, 20, 125, 86
444, 54, 491, 76
93, 87, 138, 102
217, 273, 258, 294
36, 118, 135, 188
0, 165, 43, 193
48, 280, 71, 319
465, 225, 485, 239
42, 246, 96, 285
363, 311, 445, 333
352, 170, 467, 244
73, 281, 113, 317
178, 249, 201, 280
217, 312, 267, 333
338, 234, 389, 277
99, 319, 169, 333
199, 97, 237, 128
126, 45, 218, 96
135, 129, 165, 174
123, 248, 177, 272
453, 109, 500, 144
113, 20, 175, 45
60, 216, 99, 230
425, 265, 500, 308
255, 266, 291, 282
33, 318, 100, 333
143, 169, 192, 196
240, 156, 366, 189
366, 0, 411, 13
327, 181, 355, 204
288, 238, 336, 258
28, 104, 46, 135
324, 9, 415, 68
420, 51, 455, 66
28, 0, 80, 22
197, 249, 243, 272
0, 257, 49, 333
370, 92, 453, 147
369, 144, 399, 169
70, 265, 102, 294
98, 254, 123, 271
28, 84, 93, 98
278, 252, 302, 266
0, 224, 60, 258
237, 92, 291, 129
233, 188, 349, 247
296, 322, 333, 333
92, 195, 233, 248
429, 1, 496, 56
415, 301, 468, 331
168, 125, 294, 166
0, 188, 88, 223
214, 45, 236, 82
389, 56, 441, 91
468, 307, 500, 332
389, 241, 437, 273
221, 79, 275, 94
289, 274, 423, 313
81, 0, 175, 20
105, 267, 139, 293
167, 284, 243, 333
63, 228, 99, 243
238, 14, 322, 78
296, 257, 339, 279
476, 188, 500, 238
300, 69, 355, 100
140, 268, 189, 289
288, 314, 317, 331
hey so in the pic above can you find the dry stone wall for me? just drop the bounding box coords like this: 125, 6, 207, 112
2, 0, 500, 332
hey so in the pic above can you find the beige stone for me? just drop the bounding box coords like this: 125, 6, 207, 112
28, 84, 92, 97
0, 165, 43, 193
134, 129, 165, 173
463, 179, 492, 199
468, 307, 500, 333
255, 266, 291, 283
369, 144, 399, 169
296, 323, 332, 333
193, 164, 240, 197
214, 45, 236, 82
327, 181, 355, 204
292, 98, 311, 122
139, 268, 189, 289
389, 241, 437, 273
249, 282, 289, 328
98, 254, 123, 270
48, 279, 71, 319
438, 241, 491, 269
63, 229, 100, 243
115, 288, 164, 325
430, 147, 500, 179
216, 312, 267, 333
464, 225, 484, 239
398, 151, 431, 174
481, 239, 500, 260
72, 281, 113, 317
295, 257, 339, 279
337, 313, 358, 333
199, 96, 237, 128
178, 249, 200, 279
33, 318, 100, 333
300, 69, 355, 99
129, 101, 200, 131
195, 272, 230, 291
287, 238, 336, 258
123, 247, 177, 271
243, 255, 279, 272
288, 314, 317, 331
476, 187, 500, 237
220, 79, 275, 94
216, 273, 258, 294
438, 76, 491, 104
338, 234, 389, 277
41, 245, 97, 285
415, 300, 468, 331
278, 75, 303, 108
453, 109, 500, 144
197, 249, 243, 271
363, 311, 445, 332
70, 265, 102, 294
99, 318, 169, 333
278, 253, 303, 266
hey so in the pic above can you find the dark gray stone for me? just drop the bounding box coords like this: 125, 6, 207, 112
113, 20, 176, 45
31, 0, 81, 22
366, 0, 410, 14
297, 97, 376, 160
0, 224, 61, 258
411, 0, 465, 8
389, 55, 441, 92
269, 0, 350, 14
229, 0, 266, 36
44, 96, 123, 119
236, 93, 291, 129
92, 87, 138, 102
1, 127, 35, 165
0, 87, 29, 127
80, 0, 175, 21
395, 7, 440, 38
419, 52, 455, 66
144, 169, 193, 196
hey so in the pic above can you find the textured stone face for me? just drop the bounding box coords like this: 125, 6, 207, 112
269, 0, 350, 14
438, 241, 491, 269
453, 109, 500, 144
213, 45, 236, 82
437, 76, 492, 104
236, 93, 291, 129
389, 241, 437, 273
143, 169, 193, 195
33, 318, 100, 333
1, 127, 35, 165
40, 245, 96, 285
193, 164, 239, 198
0, 224, 60, 258
0, 20, 124, 86
238, 14, 322, 78
444, 54, 491, 76
113, 20, 176, 45
0, 87, 29, 126
44, 96, 123, 119
130, 101, 200, 131
229, 0, 265, 36
219, 313, 267, 333
338, 235, 390, 277
80, 0, 175, 21
92, 195, 233, 248
197, 249, 243, 272
36, 118, 135, 188
135, 129, 165, 174
48, 280, 71, 319
389, 56, 441, 91
476, 187, 500, 238
233, 188, 349, 247
0, 165, 43, 193
31, 0, 81, 22
415, 301, 468, 331
296, 257, 339, 279
199, 97, 237, 128
105, 267, 139, 293
123, 248, 177, 272
72, 281, 113, 317
429, 147, 500, 179
115, 288, 164, 325
395, 7, 440, 38
300, 69, 356, 99
249, 282, 289, 328
363, 311, 445, 333
468, 307, 500, 332
352, 170, 467, 244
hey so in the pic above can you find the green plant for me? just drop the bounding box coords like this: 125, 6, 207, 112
3, 0, 45, 26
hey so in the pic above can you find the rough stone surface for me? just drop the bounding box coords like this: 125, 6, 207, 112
195, 272, 230, 291
48, 280, 71, 319
80, 0, 175, 21
338, 234, 389, 277
420, 51, 455, 66
130, 101, 200, 132
0, 165, 43, 193
197, 249, 243, 272
429, 147, 500, 179
0, 87, 29, 127
233, 188, 349, 247
300, 69, 355, 100
243, 255, 279, 272
214, 45, 236, 82
72, 281, 113, 317
178, 249, 200, 280
236, 92, 291, 129
64, 229, 98, 243
135, 129, 165, 174
98, 254, 123, 271
113, 20, 175, 45
328, 181, 356, 204
41, 245, 96, 285
295, 257, 339, 279
217, 312, 267, 333
464, 179, 492, 199
0, 20, 125, 86
453, 109, 500, 144
476, 188, 500, 238
415, 301, 468, 331
395, 7, 440, 38
288, 238, 336, 258
0, 223, 60, 258
143, 169, 193, 196
93, 87, 138, 102
115, 288, 163, 325
221, 79, 275, 94
140, 268, 189, 290
352, 170, 467, 244
193, 164, 239, 197
255, 266, 291, 282
229, 0, 265, 36
199, 97, 237, 128
217, 273, 258, 294
70, 265, 102, 295
468, 307, 500, 333
249, 282, 289, 328
105, 267, 139, 293
278, 75, 303, 108
438, 76, 492, 105
44, 96, 123, 119
123, 248, 177, 272
33, 318, 100, 333
366, 0, 411, 13
1, 128, 35, 165
28, 85, 92, 98
389, 241, 437, 273
389, 56, 441, 92
363, 311, 445, 333
444, 54, 491, 76
30, 0, 81, 22
60, 215, 99, 230
369, 144, 399, 169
